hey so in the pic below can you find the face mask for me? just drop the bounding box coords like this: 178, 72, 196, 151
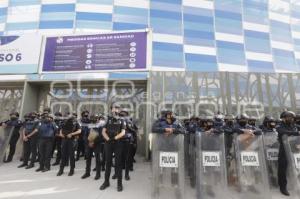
10, 116, 17, 120
269, 122, 276, 128
226, 121, 234, 126
285, 118, 294, 125
248, 121, 256, 126
239, 120, 247, 126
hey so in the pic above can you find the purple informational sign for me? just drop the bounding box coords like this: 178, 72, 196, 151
42, 31, 147, 72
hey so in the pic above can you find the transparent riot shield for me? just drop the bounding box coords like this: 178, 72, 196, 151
152, 133, 185, 199
196, 132, 228, 199
263, 133, 280, 190
282, 135, 300, 197
0, 126, 14, 165
189, 133, 196, 188
233, 134, 270, 199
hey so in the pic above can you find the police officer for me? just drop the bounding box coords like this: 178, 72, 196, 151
152, 110, 185, 135
57, 113, 81, 176
234, 114, 262, 193
35, 113, 58, 172
119, 109, 138, 181
151, 109, 168, 133
81, 114, 103, 180
223, 114, 236, 185
234, 114, 262, 136
277, 111, 300, 196
52, 112, 64, 166
295, 114, 300, 127
199, 117, 223, 197
1, 112, 23, 163
260, 116, 279, 187
100, 104, 126, 192
152, 110, 186, 187
214, 112, 224, 128
18, 112, 39, 169
260, 116, 277, 134
98, 115, 106, 171
223, 115, 235, 162
248, 117, 257, 127
77, 111, 90, 161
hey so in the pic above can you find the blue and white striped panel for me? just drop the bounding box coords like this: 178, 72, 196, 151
39, 0, 75, 34
273, 48, 300, 72
6, 0, 40, 34
150, 0, 184, 69
150, 0, 182, 35
183, 1, 217, 72
214, 0, 243, 35
152, 42, 184, 69
0, 1, 8, 35
244, 30, 274, 72
291, 0, 300, 67
242, 0, 275, 73
269, 0, 298, 72
214, 0, 247, 72
75, 0, 113, 32
113, 0, 149, 30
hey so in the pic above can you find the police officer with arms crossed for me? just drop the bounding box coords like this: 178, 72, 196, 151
277, 111, 300, 196
100, 104, 126, 192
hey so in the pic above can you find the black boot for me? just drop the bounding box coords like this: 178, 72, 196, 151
81, 173, 90, 179
280, 188, 290, 196
112, 174, 117, 180
57, 169, 64, 176
18, 163, 28, 168
125, 175, 130, 181
68, 169, 74, 176
100, 182, 110, 190
52, 161, 60, 166
117, 183, 123, 192
25, 164, 34, 169
36, 167, 43, 172
94, 173, 101, 180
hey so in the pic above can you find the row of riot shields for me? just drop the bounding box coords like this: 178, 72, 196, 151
152, 132, 300, 199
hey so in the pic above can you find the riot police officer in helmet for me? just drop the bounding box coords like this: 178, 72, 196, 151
152, 110, 185, 135
260, 116, 277, 133
234, 114, 262, 136
295, 114, 300, 128
1, 112, 23, 163
100, 104, 126, 192
277, 111, 300, 196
